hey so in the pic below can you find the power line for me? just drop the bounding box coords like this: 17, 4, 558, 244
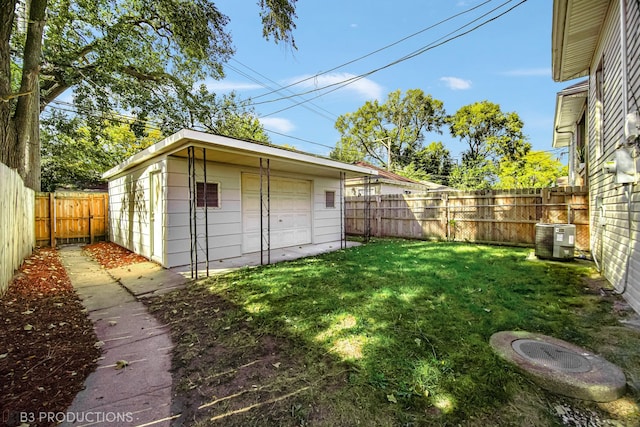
253, 0, 526, 112
45, 98, 339, 152
249, 0, 495, 101
228, 59, 338, 122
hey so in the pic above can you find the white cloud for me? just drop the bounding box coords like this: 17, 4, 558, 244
439, 76, 472, 90
288, 72, 383, 100
259, 117, 295, 133
501, 68, 551, 77
205, 80, 263, 92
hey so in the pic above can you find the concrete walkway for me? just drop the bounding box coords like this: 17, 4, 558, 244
59, 246, 186, 427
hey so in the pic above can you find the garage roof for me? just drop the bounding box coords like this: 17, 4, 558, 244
103, 129, 378, 180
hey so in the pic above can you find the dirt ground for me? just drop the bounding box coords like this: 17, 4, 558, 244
0, 243, 147, 427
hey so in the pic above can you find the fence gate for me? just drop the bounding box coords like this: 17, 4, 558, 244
35, 192, 109, 247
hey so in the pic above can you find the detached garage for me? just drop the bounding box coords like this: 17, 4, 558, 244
102, 129, 375, 273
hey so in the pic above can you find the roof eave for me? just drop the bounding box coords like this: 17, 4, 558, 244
552, 80, 588, 148
103, 129, 378, 180
551, 0, 608, 82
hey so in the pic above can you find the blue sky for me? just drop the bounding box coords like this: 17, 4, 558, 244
212, 0, 571, 163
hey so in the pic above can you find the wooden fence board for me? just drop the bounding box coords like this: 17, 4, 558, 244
0, 164, 34, 295
345, 187, 589, 251
35, 192, 109, 246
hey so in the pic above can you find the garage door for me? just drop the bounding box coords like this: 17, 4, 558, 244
242, 174, 312, 253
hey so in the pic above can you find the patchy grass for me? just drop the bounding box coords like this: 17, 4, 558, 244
148, 239, 640, 426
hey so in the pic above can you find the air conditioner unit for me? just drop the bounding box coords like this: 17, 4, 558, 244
535, 224, 575, 261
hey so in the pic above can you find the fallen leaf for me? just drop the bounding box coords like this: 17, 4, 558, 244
94, 341, 105, 349
24, 324, 34, 331
115, 360, 129, 370
0, 353, 8, 359
387, 394, 397, 404
21, 309, 34, 315
272, 362, 281, 369
108, 321, 118, 326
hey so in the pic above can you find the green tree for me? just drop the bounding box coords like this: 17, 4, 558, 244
330, 89, 446, 171
449, 154, 497, 190
40, 112, 162, 191
1, 0, 297, 190
414, 141, 453, 185
496, 151, 567, 189
448, 101, 530, 189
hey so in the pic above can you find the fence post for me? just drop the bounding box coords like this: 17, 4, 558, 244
49, 193, 56, 248
444, 193, 450, 241
89, 194, 94, 244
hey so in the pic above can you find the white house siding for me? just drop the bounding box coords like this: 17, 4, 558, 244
588, 0, 640, 313
164, 156, 345, 268
108, 158, 165, 263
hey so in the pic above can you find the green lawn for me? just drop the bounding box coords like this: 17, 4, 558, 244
150, 239, 640, 426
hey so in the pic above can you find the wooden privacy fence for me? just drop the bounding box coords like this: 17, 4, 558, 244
345, 187, 589, 251
0, 163, 35, 295
35, 192, 109, 247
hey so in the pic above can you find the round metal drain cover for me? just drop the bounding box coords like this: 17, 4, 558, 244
512, 339, 592, 373
491, 331, 627, 402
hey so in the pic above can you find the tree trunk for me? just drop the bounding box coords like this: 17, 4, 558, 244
0, 0, 18, 171
13, 0, 48, 190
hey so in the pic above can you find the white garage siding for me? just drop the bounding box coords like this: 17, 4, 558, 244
107, 159, 165, 262
313, 177, 344, 244
165, 157, 243, 268
162, 157, 347, 268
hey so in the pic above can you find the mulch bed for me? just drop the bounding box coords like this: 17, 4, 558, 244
83, 241, 148, 270
0, 243, 147, 427
0, 247, 99, 427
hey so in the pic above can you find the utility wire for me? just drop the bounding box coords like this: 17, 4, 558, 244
250, 0, 495, 101
45, 98, 339, 152
259, 0, 527, 117
228, 59, 338, 122
254, 0, 525, 111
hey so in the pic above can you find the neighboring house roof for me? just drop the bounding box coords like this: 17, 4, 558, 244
103, 129, 378, 180
353, 161, 421, 184
553, 79, 589, 148
552, 0, 610, 82
349, 161, 455, 192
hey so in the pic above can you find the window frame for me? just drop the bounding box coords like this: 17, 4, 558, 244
325, 190, 336, 209
196, 181, 221, 208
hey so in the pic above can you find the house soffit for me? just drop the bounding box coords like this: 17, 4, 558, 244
553, 80, 588, 148
552, 0, 610, 82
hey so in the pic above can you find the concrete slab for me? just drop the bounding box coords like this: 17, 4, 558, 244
109, 262, 187, 297
173, 240, 360, 278
58, 246, 178, 427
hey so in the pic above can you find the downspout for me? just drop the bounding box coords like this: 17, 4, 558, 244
619, 0, 628, 118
